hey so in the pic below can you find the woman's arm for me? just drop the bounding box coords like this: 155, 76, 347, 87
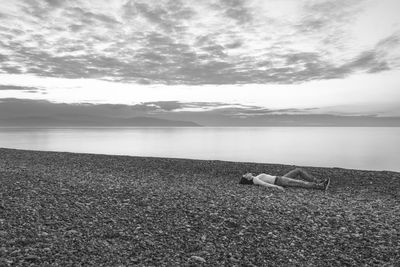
253, 176, 285, 191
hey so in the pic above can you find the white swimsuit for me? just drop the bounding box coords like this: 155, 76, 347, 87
254, 173, 277, 185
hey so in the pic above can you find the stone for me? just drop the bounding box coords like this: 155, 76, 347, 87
190, 256, 206, 263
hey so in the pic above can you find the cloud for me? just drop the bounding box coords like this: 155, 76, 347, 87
346, 51, 390, 73
377, 31, 400, 48
0, 98, 144, 119
332, 33, 400, 75
65, 7, 121, 26
0, 98, 313, 118
123, 0, 195, 33
298, 0, 362, 33
0, 0, 399, 85
0, 85, 43, 93
217, 0, 253, 24
43, 0, 64, 8
143, 101, 183, 111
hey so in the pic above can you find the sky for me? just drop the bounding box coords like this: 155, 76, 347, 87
0, 0, 400, 125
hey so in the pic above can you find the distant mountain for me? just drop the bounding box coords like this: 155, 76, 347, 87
1, 113, 400, 127
0, 115, 202, 127
119, 117, 201, 127
217, 114, 400, 127
162, 113, 400, 127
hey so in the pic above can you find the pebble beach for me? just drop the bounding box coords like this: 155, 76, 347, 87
0, 148, 399, 266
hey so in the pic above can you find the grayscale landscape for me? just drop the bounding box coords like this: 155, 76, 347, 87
0, 0, 399, 266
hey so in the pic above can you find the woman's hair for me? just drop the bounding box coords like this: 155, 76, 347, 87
239, 176, 254, 185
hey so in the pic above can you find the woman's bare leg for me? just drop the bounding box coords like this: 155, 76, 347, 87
277, 176, 323, 190
283, 168, 319, 182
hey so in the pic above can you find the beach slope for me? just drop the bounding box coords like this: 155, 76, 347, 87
0, 148, 399, 266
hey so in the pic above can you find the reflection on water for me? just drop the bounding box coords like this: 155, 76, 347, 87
0, 127, 399, 172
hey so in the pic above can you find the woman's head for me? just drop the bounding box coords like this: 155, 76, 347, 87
239, 173, 254, 185
242, 173, 253, 180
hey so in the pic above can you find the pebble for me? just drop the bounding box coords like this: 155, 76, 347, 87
40, 231, 49, 237
190, 256, 206, 263
24, 255, 40, 262
0, 257, 13, 265
0, 148, 398, 266
65, 230, 80, 235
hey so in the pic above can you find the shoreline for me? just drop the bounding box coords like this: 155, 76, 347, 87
0, 148, 399, 266
1, 146, 398, 174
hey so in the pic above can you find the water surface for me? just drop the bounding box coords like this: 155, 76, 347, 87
0, 127, 399, 172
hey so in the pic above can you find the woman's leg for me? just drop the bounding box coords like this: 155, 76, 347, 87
276, 176, 323, 190
283, 168, 320, 182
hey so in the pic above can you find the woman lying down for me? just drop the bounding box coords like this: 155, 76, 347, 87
239, 168, 330, 192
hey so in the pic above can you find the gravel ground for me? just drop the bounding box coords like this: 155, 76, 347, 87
0, 148, 399, 266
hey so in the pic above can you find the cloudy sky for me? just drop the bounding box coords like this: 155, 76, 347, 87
1, 0, 400, 125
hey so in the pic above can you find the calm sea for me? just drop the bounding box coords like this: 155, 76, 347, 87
0, 127, 399, 172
